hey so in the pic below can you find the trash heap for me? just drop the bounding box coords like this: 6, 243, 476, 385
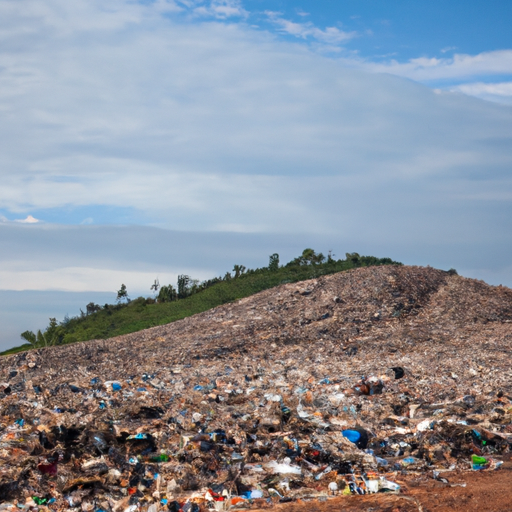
1, 265, 512, 511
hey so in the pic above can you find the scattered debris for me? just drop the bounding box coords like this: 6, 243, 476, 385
1, 265, 512, 510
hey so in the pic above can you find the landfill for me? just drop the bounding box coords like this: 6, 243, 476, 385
1, 265, 512, 511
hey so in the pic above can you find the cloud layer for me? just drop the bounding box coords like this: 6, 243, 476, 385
1, 1, 511, 229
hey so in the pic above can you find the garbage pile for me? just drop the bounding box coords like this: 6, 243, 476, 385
1, 265, 512, 511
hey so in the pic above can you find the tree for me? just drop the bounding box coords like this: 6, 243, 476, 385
158, 284, 177, 303
86, 302, 101, 315
116, 284, 129, 303
20, 330, 37, 348
41, 318, 60, 347
21, 318, 61, 348
288, 248, 326, 266
37, 329, 50, 347
268, 253, 279, 272
233, 264, 246, 278
188, 278, 200, 295
177, 275, 190, 299
345, 252, 361, 266
302, 248, 325, 264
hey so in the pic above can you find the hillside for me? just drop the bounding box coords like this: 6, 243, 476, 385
1, 265, 512, 510
3, 251, 400, 355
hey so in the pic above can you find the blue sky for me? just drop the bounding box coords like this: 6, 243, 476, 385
0, 0, 511, 350
249, 0, 512, 57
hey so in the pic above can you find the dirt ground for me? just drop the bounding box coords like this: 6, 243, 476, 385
253, 461, 512, 512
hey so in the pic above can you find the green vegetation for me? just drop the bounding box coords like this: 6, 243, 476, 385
2, 250, 401, 356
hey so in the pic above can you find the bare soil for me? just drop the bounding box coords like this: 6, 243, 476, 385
260, 462, 512, 512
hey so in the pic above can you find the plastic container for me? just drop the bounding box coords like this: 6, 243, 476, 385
341, 430, 361, 443
367, 479, 379, 493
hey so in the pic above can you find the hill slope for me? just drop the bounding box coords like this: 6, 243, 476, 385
4, 252, 400, 355
1, 265, 512, 508
9, 264, 510, 375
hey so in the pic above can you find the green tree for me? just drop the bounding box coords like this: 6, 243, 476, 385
188, 279, 201, 295
37, 329, 53, 347
20, 330, 37, 348
304, 248, 325, 264
42, 317, 60, 346
268, 253, 280, 271
23, 318, 61, 348
116, 284, 129, 303
233, 264, 246, 278
177, 275, 190, 299
86, 302, 101, 315
345, 252, 361, 266
158, 284, 177, 303
289, 248, 326, 266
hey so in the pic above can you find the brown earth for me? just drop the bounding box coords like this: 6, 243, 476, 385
2, 265, 512, 511
252, 461, 512, 512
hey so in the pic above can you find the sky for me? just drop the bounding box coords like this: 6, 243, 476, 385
0, 0, 511, 350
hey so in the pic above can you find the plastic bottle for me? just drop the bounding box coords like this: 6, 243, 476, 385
471, 454, 489, 470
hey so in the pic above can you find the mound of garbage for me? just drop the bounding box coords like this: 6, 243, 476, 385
1, 265, 512, 511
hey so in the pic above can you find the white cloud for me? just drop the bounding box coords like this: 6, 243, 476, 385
0, 264, 203, 293
152, 0, 184, 14
440, 46, 457, 54
0, 0, 146, 36
466, 81, 512, 96
14, 215, 40, 224
0, 224, 321, 292
193, 0, 247, 19
359, 50, 512, 82
450, 81, 512, 105
265, 11, 356, 45
0, 266, 158, 292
